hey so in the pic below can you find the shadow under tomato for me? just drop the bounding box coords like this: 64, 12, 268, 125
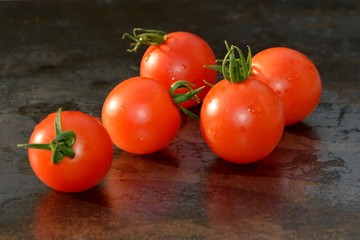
284, 121, 320, 140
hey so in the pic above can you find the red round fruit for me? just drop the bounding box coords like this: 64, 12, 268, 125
200, 78, 285, 164
252, 47, 322, 126
102, 76, 182, 154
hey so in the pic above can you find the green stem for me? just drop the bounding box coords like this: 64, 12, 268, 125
122, 28, 167, 52
17, 143, 51, 150
205, 41, 252, 83
17, 108, 76, 164
169, 80, 205, 120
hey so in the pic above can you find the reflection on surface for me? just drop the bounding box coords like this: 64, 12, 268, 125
32, 189, 114, 240
31, 120, 327, 239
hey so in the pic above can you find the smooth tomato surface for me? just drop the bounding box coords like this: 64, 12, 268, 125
102, 76, 181, 154
140, 31, 217, 108
200, 78, 285, 164
28, 111, 113, 192
252, 47, 322, 126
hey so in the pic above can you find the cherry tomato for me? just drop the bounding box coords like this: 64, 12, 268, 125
201, 78, 284, 164
200, 44, 284, 164
102, 77, 199, 154
123, 29, 217, 108
18, 109, 114, 192
251, 47, 322, 126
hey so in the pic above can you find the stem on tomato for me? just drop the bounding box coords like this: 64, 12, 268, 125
169, 80, 205, 120
122, 28, 167, 52
17, 108, 76, 164
205, 41, 252, 83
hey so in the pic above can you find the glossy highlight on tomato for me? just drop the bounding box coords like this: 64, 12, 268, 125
21, 110, 114, 192
252, 47, 322, 126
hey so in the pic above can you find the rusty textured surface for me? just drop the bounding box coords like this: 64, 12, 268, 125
1, 0, 359, 239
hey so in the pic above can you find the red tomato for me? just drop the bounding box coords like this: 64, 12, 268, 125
101, 76, 182, 154
20, 110, 113, 192
200, 43, 284, 164
251, 47, 322, 126
200, 78, 284, 164
124, 29, 217, 108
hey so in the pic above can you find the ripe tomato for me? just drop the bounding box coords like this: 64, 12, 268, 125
200, 78, 284, 164
200, 44, 284, 164
251, 47, 322, 126
18, 109, 114, 192
102, 77, 199, 154
123, 29, 217, 108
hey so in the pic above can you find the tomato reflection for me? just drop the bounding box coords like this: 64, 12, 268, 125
32, 187, 116, 240
103, 151, 207, 222
32, 125, 322, 239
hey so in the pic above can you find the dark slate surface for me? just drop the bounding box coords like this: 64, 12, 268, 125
1, 1, 359, 239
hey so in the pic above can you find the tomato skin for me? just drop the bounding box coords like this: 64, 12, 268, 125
28, 111, 113, 192
102, 76, 182, 154
251, 47, 322, 126
200, 78, 285, 164
140, 31, 217, 108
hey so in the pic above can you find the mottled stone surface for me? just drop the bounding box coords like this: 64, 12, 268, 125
1, 0, 359, 239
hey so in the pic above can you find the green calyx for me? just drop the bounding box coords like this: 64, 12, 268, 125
17, 108, 76, 164
206, 41, 252, 83
122, 28, 167, 52
169, 80, 205, 120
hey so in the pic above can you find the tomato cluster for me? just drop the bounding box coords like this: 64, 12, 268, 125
102, 29, 217, 155
200, 43, 322, 164
18, 28, 322, 192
